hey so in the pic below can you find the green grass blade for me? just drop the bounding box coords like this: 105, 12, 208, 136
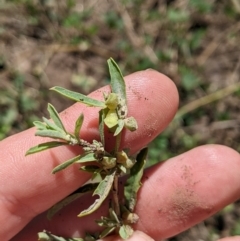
107, 58, 126, 101
51, 86, 106, 108
47, 103, 66, 132
78, 170, 116, 217
26, 141, 67, 155
124, 148, 148, 212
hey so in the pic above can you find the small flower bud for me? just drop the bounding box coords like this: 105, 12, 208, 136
124, 117, 138, 131
101, 157, 117, 169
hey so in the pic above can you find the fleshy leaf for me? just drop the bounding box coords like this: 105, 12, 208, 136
38, 230, 84, 241
47, 103, 66, 132
78, 171, 116, 217
119, 225, 134, 240
26, 141, 67, 155
75, 152, 96, 163
124, 148, 147, 212
52, 155, 81, 174
74, 113, 84, 142
114, 119, 125, 136
35, 130, 67, 140
51, 86, 106, 108
47, 183, 99, 219
107, 58, 126, 101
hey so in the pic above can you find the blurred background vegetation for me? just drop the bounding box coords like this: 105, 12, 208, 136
0, 0, 240, 240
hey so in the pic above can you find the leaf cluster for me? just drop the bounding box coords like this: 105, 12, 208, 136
26, 58, 147, 240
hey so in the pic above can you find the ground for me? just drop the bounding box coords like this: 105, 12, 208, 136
0, 0, 240, 240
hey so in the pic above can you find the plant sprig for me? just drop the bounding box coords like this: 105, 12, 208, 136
26, 58, 147, 241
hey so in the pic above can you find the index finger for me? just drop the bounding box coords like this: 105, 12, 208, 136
0, 69, 178, 240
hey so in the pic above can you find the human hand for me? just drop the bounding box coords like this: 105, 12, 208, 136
1, 70, 240, 241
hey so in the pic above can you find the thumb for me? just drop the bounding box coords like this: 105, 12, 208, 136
217, 237, 240, 241
99, 230, 154, 241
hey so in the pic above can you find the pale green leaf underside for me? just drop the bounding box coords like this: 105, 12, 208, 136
75, 152, 96, 163
47, 103, 66, 132
107, 58, 126, 102
124, 148, 148, 212
78, 171, 116, 217
35, 130, 67, 140
42, 117, 63, 132
47, 183, 99, 220
52, 155, 81, 174
51, 86, 106, 108
33, 121, 46, 130
26, 141, 67, 155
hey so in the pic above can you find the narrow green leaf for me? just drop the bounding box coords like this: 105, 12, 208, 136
74, 113, 84, 142
26, 141, 67, 155
99, 227, 116, 239
47, 103, 67, 132
119, 225, 134, 240
114, 119, 125, 136
51, 86, 106, 108
35, 130, 67, 140
52, 155, 81, 174
107, 58, 126, 101
80, 165, 100, 173
124, 148, 148, 212
98, 109, 106, 146
47, 183, 99, 219
42, 117, 63, 132
38, 230, 84, 241
78, 171, 116, 217
33, 121, 47, 130
75, 152, 96, 163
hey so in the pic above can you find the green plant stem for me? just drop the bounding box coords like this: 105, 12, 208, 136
112, 174, 120, 217
115, 132, 122, 153
112, 132, 122, 217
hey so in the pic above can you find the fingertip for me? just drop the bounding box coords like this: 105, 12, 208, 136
99, 230, 154, 241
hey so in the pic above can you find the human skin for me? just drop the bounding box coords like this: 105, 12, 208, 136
0, 70, 240, 241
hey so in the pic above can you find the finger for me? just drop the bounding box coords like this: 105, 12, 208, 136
217, 237, 240, 241
99, 230, 154, 241
0, 69, 178, 240
12, 145, 240, 241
